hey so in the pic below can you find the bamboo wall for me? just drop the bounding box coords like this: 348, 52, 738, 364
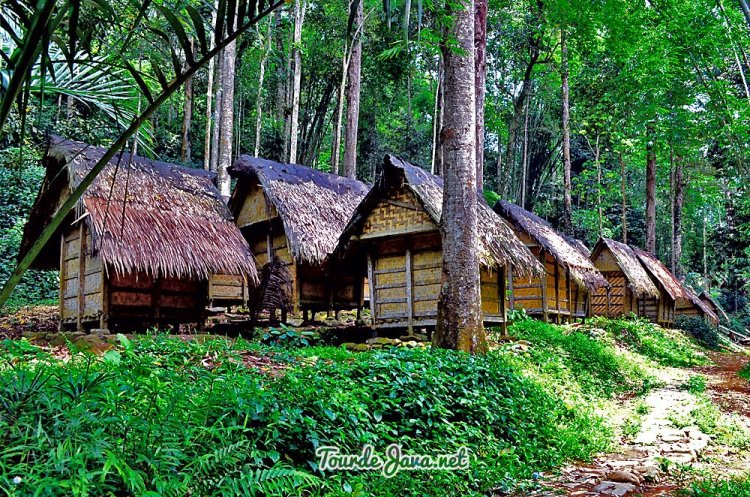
59, 222, 206, 331
361, 185, 507, 331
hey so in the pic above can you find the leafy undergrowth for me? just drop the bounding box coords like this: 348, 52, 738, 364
589, 316, 709, 367
0, 317, 710, 496
739, 362, 750, 382
686, 479, 750, 497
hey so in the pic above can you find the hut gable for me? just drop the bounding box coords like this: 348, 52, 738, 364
494, 201, 608, 291
700, 291, 729, 322
340, 154, 542, 274
632, 247, 687, 302
592, 238, 660, 299
683, 286, 718, 323
360, 182, 436, 238
229, 156, 369, 266
20, 137, 257, 282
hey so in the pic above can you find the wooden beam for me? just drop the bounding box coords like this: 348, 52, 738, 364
367, 253, 376, 323
405, 247, 413, 334
539, 251, 548, 322
499, 265, 507, 336
357, 225, 435, 240
385, 199, 420, 211
59, 233, 65, 331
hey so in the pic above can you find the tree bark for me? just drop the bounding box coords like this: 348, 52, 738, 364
432, 55, 444, 176
673, 156, 684, 277
254, 18, 273, 157
288, 0, 307, 164
217, 13, 237, 198
181, 39, 194, 163
739, 0, 750, 29
433, 0, 487, 354
520, 98, 529, 208
646, 126, 657, 254
474, 0, 487, 192
209, 57, 223, 173
620, 153, 627, 244
204, 0, 219, 170
595, 133, 602, 237
561, 27, 572, 233
343, 0, 363, 179
331, 51, 348, 174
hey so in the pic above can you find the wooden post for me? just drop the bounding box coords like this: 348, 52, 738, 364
606, 286, 612, 317
508, 265, 515, 310
540, 251, 549, 322
100, 270, 108, 330
566, 267, 572, 323
356, 274, 364, 320
554, 262, 561, 324
367, 253, 376, 323
405, 247, 413, 334
499, 265, 507, 336
76, 223, 86, 331
59, 233, 66, 331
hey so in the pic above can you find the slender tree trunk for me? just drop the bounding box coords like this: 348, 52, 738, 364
620, 153, 627, 244
288, 0, 307, 164
739, 0, 750, 29
520, 100, 529, 209
210, 61, 223, 173
217, 11, 237, 198
254, 18, 273, 157
204, 0, 219, 170
561, 28, 572, 233
331, 51, 348, 174
646, 126, 657, 254
343, 0, 363, 179
703, 212, 708, 282
181, 39, 194, 163
673, 156, 684, 277
670, 147, 675, 272
474, 0, 487, 192
431, 55, 443, 175
433, 0, 487, 354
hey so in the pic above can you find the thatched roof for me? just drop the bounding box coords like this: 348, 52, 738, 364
632, 247, 687, 303
567, 237, 591, 258
592, 238, 661, 299
20, 137, 257, 282
339, 155, 543, 275
228, 156, 369, 266
700, 291, 729, 322
494, 201, 608, 291
683, 286, 718, 324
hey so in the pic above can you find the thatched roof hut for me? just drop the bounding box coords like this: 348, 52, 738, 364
494, 201, 607, 291
20, 136, 256, 331
341, 155, 542, 273
592, 238, 660, 299
228, 156, 369, 317
567, 237, 592, 258
700, 291, 729, 322
632, 247, 687, 303
336, 154, 541, 331
679, 286, 719, 325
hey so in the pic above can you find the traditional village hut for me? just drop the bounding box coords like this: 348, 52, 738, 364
631, 246, 688, 327
590, 238, 661, 320
336, 155, 542, 332
676, 286, 719, 326
228, 156, 369, 320
699, 291, 729, 323
19, 137, 257, 331
493, 201, 609, 322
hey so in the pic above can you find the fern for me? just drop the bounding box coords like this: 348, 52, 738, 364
224, 465, 320, 496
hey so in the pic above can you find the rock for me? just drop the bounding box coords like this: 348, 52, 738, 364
606, 471, 642, 485
633, 465, 660, 482
342, 342, 357, 350
49, 333, 69, 347
21, 330, 47, 341
591, 481, 637, 496
73, 334, 113, 354
353, 343, 370, 352
91, 328, 110, 336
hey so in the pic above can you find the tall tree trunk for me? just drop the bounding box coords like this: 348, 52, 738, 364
343, 0, 363, 179
181, 39, 194, 163
520, 99, 529, 208
595, 133, 602, 237
254, 18, 273, 157
433, 0, 487, 354
331, 51, 348, 174
645, 126, 657, 254
288, 0, 307, 164
739, 0, 750, 29
204, 0, 219, 170
474, 0, 487, 192
620, 153, 627, 244
673, 156, 684, 277
209, 58, 223, 173
217, 12, 237, 198
561, 27, 572, 233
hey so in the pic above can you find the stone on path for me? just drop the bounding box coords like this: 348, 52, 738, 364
591, 481, 637, 496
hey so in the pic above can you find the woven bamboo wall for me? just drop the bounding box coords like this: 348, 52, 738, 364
60, 223, 104, 326
361, 186, 436, 238
236, 183, 278, 228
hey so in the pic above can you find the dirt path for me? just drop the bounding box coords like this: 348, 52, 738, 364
527, 351, 750, 497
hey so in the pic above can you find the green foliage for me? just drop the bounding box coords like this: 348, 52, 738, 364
688, 479, 750, 497
262, 324, 320, 348
680, 375, 707, 394
675, 315, 720, 349
591, 316, 708, 367
739, 362, 750, 382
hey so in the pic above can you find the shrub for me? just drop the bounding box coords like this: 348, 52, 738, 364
675, 315, 719, 349
688, 479, 750, 497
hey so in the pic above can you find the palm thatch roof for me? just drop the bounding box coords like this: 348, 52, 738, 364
20, 136, 257, 282
632, 247, 687, 302
228, 156, 369, 266
592, 238, 661, 299
567, 237, 591, 258
494, 201, 608, 291
699, 291, 729, 322
683, 286, 719, 323
339, 155, 543, 275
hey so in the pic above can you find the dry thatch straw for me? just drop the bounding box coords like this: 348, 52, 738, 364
20, 136, 257, 282
700, 291, 729, 322
229, 156, 370, 266
593, 238, 661, 299
631, 246, 688, 302
494, 201, 608, 291
340, 154, 543, 275
566, 237, 592, 258
682, 285, 719, 324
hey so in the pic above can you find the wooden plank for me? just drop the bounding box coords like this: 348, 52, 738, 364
508, 265, 515, 310
405, 247, 413, 333
59, 233, 66, 330
386, 199, 420, 211
367, 253, 376, 321
500, 266, 507, 335
76, 224, 86, 330
539, 251, 548, 322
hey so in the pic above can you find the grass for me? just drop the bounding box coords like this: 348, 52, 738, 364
0, 316, 719, 496
739, 362, 750, 382
686, 480, 750, 497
